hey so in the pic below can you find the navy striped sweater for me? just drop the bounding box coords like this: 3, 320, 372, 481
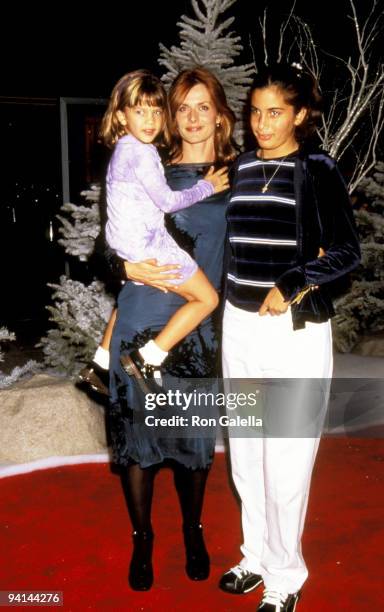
226, 150, 298, 311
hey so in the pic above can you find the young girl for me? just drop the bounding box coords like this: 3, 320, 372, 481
215, 64, 360, 611
100, 70, 228, 390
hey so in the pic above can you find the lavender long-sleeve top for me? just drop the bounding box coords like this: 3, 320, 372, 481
105, 134, 214, 284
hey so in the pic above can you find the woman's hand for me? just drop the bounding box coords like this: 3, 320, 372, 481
259, 249, 325, 313
123, 258, 182, 293
259, 287, 289, 316
204, 166, 229, 193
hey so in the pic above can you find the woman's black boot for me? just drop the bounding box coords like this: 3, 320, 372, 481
121, 463, 156, 590
183, 523, 210, 580
128, 530, 154, 591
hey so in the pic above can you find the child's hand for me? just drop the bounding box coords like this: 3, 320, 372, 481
204, 166, 230, 193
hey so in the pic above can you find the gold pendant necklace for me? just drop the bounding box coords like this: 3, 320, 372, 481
260, 155, 287, 193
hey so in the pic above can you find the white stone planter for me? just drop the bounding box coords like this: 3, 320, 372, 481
0, 374, 107, 463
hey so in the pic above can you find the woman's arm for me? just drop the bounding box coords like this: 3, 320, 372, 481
123, 259, 183, 292
275, 158, 361, 303
101, 236, 182, 292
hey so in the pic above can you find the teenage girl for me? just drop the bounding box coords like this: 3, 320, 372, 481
217, 63, 360, 611
100, 70, 228, 389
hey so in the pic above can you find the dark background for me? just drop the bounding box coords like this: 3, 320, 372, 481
0, 0, 379, 348
1, 0, 370, 97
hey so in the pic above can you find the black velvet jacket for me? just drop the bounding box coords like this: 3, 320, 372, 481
274, 149, 361, 330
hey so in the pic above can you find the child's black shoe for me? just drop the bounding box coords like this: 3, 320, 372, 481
78, 362, 109, 396
120, 349, 163, 395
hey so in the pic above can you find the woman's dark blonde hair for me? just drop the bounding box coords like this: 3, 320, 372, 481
100, 69, 169, 148
167, 67, 237, 164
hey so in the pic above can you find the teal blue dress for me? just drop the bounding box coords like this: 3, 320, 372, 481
108, 163, 229, 468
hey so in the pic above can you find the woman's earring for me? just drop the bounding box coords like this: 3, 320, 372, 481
216, 122, 221, 128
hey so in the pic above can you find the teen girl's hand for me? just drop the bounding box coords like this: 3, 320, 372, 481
123, 258, 182, 293
204, 166, 230, 193
259, 248, 325, 314
259, 287, 289, 316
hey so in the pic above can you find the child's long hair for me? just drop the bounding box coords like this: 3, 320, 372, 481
167, 67, 237, 164
250, 63, 323, 142
100, 70, 169, 148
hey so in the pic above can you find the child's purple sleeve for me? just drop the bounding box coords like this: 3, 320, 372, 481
130, 142, 214, 211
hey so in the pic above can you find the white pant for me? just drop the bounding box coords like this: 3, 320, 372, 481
222, 301, 333, 593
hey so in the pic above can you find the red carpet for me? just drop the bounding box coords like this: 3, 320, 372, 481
1, 438, 383, 611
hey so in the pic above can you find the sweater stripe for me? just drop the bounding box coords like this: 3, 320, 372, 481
227, 273, 275, 287
238, 160, 295, 171
230, 195, 296, 206
229, 237, 297, 246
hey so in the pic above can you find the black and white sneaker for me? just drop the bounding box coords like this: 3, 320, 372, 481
257, 589, 300, 611
219, 564, 263, 594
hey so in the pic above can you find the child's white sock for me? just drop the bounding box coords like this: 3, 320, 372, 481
139, 340, 168, 366
93, 346, 110, 370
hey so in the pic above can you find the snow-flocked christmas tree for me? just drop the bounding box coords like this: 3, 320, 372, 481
38, 277, 115, 376
56, 185, 101, 261
159, 0, 254, 144
332, 163, 384, 352
0, 327, 15, 364
0, 327, 40, 388
38, 186, 115, 375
